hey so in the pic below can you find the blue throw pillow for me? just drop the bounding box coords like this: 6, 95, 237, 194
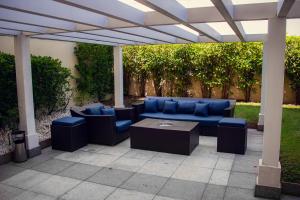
163, 100, 177, 114
194, 103, 209, 117
177, 100, 197, 114
85, 106, 102, 115
101, 108, 116, 116
150, 98, 172, 111
208, 101, 230, 115
144, 99, 158, 113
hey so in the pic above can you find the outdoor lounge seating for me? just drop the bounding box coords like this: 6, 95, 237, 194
133, 96, 236, 136
51, 116, 87, 152
70, 104, 134, 146
217, 118, 247, 154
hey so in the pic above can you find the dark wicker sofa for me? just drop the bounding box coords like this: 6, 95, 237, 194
132, 96, 236, 136
70, 104, 134, 145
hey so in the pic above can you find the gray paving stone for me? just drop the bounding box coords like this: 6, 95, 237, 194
0, 183, 24, 200
202, 184, 226, 200
106, 188, 154, 200
58, 163, 101, 180
209, 169, 230, 186
228, 172, 257, 189
88, 167, 133, 187
2, 169, 51, 190
32, 159, 74, 174
224, 187, 264, 200
232, 155, 259, 174
0, 164, 25, 181
12, 154, 52, 169
12, 191, 55, 200
158, 178, 206, 200
30, 175, 81, 197
41, 147, 64, 158
153, 196, 179, 200
121, 173, 168, 194
61, 181, 115, 200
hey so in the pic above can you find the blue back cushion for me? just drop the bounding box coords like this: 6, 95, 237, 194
194, 103, 209, 117
144, 99, 158, 113
207, 101, 230, 115
152, 98, 172, 111
163, 100, 177, 114
85, 106, 103, 115
101, 108, 116, 116
177, 100, 197, 114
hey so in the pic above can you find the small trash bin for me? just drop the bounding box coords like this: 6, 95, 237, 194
12, 130, 27, 162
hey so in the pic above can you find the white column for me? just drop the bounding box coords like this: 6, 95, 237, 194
255, 17, 286, 199
14, 34, 40, 157
257, 43, 268, 130
113, 46, 124, 108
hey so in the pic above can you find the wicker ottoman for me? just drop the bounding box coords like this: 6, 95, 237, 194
51, 116, 87, 152
217, 118, 247, 155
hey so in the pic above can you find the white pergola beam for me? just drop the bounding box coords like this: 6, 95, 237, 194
0, 28, 20, 35
136, 0, 220, 42
277, 0, 296, 17
211, 0, 245, 42
0, 21, 55, 34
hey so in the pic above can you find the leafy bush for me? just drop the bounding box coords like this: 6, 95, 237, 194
74, 43, 113, 102
286, 36, 300, 105
0, 52, 72, 129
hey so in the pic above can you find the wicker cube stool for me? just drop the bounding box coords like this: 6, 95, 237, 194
51, 116, 87, 152
217, 118, 247, 155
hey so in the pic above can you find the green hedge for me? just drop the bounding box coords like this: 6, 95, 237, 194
0, 52, 72, 129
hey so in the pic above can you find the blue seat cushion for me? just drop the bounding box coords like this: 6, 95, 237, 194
149, 97, 172, 111
163, 100, 177, 114
219, 118, 246, 128
140, 113, 222, 126
177, 100, 197, 114
101, 108, 116, 116
52, 116, 85, 126
199, 100, 229, 115
85, 106, 103, 115
144, 99, 158, 113
194, 103, 209, 117
116, 120, 132, 133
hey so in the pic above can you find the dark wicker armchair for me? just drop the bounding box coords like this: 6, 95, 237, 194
70, 107, 134, 146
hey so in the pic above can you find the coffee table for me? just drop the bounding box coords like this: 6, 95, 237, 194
130, 118, 199, 155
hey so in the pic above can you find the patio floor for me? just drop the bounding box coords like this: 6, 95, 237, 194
0, 129, 297, 200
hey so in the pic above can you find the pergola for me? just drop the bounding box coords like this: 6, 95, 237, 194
0, 0, 300, 199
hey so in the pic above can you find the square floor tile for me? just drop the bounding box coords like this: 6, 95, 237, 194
139, 161, 179, 177
79, 144, 105, 153
202, 184, 226, 200
182, 156, 217, 169
97, 146, 130, 156
121, 173, 167, 194
153, 196, 178, 200
209, 169, 230, 186
0, 164, 25, 182
118, 139, 130, 147
108, 157, 148, 172
215, 158, 233, 171
123, 149, 157, 160
79, 153, 118, 167
13, 154, 52, 169
158, 178, 206, 200
191, 146, 218, 158
61, 181, 115, 200
151, 153, 186, 165
12, 191, 55, 200
2, 169, 51, 189
172, 165, 212, 183
199, 136, 217, 147
55, 151, 92, 163
88, 168, 133, 187
106, 188, 154, 200
232, 155, 259, 174
224, 187, 263, 200
32, 159, 74, 174
30, 175, 81, 197
58, 163, 101, 180
228, 172, 257, 189
42, 148, 64, 158
0, 183, 24, 200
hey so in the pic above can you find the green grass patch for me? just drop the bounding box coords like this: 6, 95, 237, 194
235, 103, 300, 184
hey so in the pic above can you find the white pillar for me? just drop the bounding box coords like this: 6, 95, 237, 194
257, 43, 268, 131
14, 34, 40, 157
113, 46, 124, 108
255, 17, 286, 199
